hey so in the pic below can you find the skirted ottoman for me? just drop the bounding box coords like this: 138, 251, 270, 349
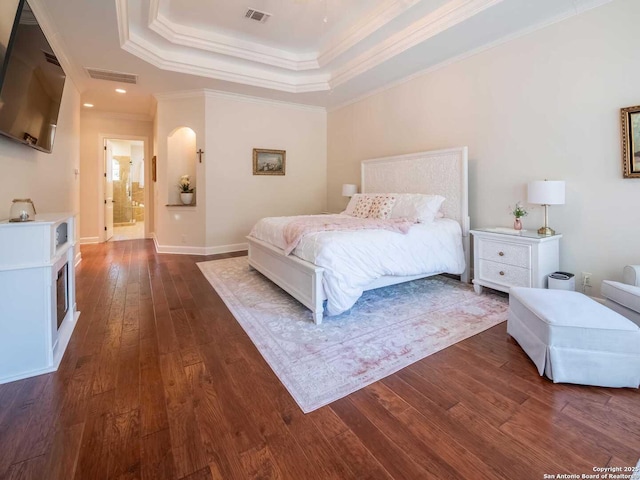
508, 287, 640, 388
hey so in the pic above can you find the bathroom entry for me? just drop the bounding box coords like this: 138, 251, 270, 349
104, 139, 146, 241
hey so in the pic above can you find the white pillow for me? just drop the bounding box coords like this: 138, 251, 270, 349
390, 193, 445, 223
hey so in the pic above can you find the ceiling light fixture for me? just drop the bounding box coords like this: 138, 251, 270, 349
83, 103, 94, 108
115, 88, 127, 93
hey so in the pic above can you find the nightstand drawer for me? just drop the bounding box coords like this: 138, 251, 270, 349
478, 260, 531, 288
478, 239, 531, 268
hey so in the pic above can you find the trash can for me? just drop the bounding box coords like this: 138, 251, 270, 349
548, 272, 575, 291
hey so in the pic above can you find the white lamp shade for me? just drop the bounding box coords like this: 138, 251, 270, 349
342, 184, 358, 197
527, 180, 565, 205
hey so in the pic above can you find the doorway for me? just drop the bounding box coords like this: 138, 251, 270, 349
104, 139, 146, 241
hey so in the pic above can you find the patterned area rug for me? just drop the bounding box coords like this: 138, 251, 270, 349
197, 257, 508, 413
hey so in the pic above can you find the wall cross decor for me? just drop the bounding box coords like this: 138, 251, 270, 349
197, 149, 204, 163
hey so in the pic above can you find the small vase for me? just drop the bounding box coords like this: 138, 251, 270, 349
180, 192, 193, 205
514, 218, 522, 231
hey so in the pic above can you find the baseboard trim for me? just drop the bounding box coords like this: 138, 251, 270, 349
152, 235, 247, 256
79, 236, 100, 244
205, 243, 248, 255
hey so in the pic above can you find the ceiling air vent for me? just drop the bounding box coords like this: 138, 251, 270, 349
43, 51, 60, 67
245, 8, 271, 23
85, 68, 138, 84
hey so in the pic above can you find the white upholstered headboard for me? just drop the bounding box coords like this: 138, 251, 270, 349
361, 146, 470, 281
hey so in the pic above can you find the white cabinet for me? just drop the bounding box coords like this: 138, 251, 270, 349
0, 213, 79, 384
470, 228, 561, 294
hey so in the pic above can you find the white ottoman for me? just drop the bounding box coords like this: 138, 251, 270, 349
508, 287, 640, 388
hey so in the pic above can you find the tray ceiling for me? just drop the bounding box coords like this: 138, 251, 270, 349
27, 0, 613, 114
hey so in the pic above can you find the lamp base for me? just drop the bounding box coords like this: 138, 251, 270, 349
537, 226, 556, 236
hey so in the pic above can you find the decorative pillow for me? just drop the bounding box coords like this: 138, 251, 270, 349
343, 193, 365, 216
368, 195, 397, 219
390, 194, 446, 223
352, 195, 375, 218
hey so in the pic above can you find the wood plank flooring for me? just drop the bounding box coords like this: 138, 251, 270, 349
0, 239, 638, 480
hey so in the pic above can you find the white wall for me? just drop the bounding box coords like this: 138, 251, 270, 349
204, 92, 327, 250
154, 94, 206, 251
327, 0, 640, 295
154, 90, 327, 254
0, 81, 80, 221
79, 112, 153, 242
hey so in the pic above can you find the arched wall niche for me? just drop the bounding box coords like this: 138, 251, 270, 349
167, 126, 197, 205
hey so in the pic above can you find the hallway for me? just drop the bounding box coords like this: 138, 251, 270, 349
109, 221, 146, 241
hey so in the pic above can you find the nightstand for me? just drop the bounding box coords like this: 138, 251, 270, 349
470, 228, 562, 294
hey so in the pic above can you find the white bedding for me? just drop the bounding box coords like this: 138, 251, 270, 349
249, 214, 466, 317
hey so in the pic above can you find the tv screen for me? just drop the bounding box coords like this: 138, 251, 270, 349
0, 0, 66, 153
0, 0, 22, 85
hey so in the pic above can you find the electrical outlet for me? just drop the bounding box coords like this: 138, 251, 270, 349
582, 272, 592, 286
181, 234, 187, 244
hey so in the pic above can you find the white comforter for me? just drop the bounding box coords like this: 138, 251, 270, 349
249, 214, 466, 316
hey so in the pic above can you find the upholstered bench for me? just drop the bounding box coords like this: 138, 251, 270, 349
508, 287, 640, 388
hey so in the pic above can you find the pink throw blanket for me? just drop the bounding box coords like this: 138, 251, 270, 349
282, 216, 414, 255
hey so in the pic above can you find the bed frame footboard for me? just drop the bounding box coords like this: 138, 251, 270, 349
247, 237, 325, 324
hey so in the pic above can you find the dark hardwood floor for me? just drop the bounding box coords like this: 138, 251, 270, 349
0, 239, 638, 480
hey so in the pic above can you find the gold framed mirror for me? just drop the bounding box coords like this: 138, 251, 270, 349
621, 104, 640, 178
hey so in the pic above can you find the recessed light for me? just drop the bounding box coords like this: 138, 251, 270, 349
83, 103, 94, 108
115, 88, 127, 94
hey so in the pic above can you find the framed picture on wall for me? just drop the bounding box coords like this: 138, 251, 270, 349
253, 148, 286, 176
621, 105, 640, 178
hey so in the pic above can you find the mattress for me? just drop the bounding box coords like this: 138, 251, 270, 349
249, 214, 466, 316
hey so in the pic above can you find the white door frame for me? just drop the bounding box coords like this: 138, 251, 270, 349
98, 134, 150, 242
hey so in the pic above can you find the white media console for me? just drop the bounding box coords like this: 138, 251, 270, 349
0, 213, 79, 384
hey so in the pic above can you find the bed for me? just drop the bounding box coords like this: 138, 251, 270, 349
246, 147, 470, 324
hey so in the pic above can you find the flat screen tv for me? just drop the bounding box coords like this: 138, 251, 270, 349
0, 0, 66, 153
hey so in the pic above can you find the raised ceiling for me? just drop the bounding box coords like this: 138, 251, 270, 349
29, 0, 612, 114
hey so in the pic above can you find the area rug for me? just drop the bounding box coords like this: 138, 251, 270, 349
197, 257, 508, 413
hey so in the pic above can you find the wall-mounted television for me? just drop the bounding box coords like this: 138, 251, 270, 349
0, 0, 66, 153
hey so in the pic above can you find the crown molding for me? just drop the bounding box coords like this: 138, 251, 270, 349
330, 0, 505, 89
148, 5, 318, 71
203, 89, 326, 113
118, 0, 505, 94
115, 0, 129, 47
317, 0, 421, 67
328, 0, 614, 112
116, 0, 611, 100
145, 0, 417, 72
121, 31, 331, 93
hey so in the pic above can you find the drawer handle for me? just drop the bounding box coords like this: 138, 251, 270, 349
498, 251, 505, 256
499, 271, 505, 276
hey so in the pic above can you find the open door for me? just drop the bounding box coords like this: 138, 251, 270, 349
104, 141, 114, 241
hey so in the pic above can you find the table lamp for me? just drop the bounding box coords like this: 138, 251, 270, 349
341, 184, 358, 197
527, 180, 565, 236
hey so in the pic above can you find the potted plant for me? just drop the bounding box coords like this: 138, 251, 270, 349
178, 175, 194, 205
510, 202, 528, 230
